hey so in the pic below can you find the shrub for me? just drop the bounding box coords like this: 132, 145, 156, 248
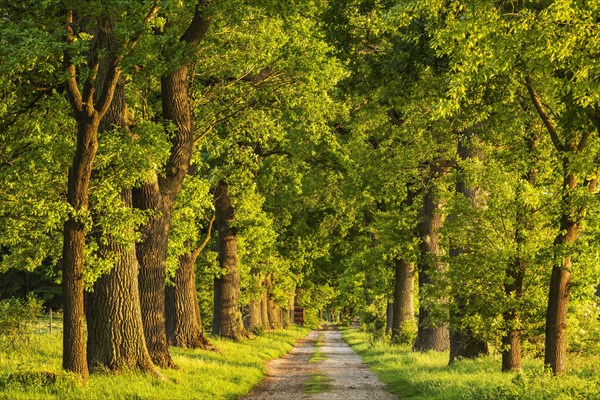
0, 296, 43, 351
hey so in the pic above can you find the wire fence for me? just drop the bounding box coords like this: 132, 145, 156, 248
32, 311, 63, 335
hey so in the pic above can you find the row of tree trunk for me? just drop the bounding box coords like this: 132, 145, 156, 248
246, 274, 291, 331
391, 114, 584, 374
61, 4, 215, 377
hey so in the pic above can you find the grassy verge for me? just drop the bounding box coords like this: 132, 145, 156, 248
343, 329, 600, 400
0, 325, 308, 400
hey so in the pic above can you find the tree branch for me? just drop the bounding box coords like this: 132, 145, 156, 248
95, 64, 121, 119
577, 130, 591, 152
181, 1, 213, 45
192, 213, 215, 260
587, 104, 600, 136
525, 76, 563, 152
64, 9, 83, 113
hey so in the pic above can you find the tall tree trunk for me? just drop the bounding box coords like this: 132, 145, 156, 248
264, 273, 281, 329
212, 180, 242, 339
449, 130, 488, 364
386, 302, 393, 335
391, 259, 415, 344
544, 163, 578, 374
87, 192, 155, 373
247, 298, 262, 330
134, 5, 212, 367
267, 296, 281, 329
524, 77, 598, 374
414, 183, 449, 352
134, 185, 174, 367
62, 13, 122, 378
86, 67, 154, 372
165, 248, 213, 349
260, 289, 270, 328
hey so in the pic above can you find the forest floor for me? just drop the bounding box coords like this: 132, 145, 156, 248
244, 327, 396, 400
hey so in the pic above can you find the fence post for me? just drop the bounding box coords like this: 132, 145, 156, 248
49, 309, 52, 334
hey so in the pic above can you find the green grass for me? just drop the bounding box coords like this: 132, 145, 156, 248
308, 339, 326, 363
343, 329, 600, 400
0, 324, 308, 400
303, 372, 333, 395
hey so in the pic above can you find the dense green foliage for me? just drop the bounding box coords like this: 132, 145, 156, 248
0, 0, 599, 391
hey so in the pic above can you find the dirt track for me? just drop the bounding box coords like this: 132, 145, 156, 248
244, 329, 396, 400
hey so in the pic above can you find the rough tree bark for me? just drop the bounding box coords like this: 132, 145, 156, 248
85, 52, 154, 372
62, 12, 124, 378
134, 3, 212, 367
414, 180, 450, 352
247, 298, 262, 330
212, 180, 243, 339
165, 247, 213, 349
391, 259, 415, 344
86, 193, 155, 373
449, 130, 488, 364
165, 213, 214, 349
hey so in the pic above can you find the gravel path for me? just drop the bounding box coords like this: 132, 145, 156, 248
244, 329, 396, 400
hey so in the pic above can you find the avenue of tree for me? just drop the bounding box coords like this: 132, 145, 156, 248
0, 0, 599, 381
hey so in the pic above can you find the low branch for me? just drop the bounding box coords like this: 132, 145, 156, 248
192, 213, 215, 260
96, 65, 122, 119
577, 130, 591, 152
64, 9, 83, 113
525, 76, 563, 152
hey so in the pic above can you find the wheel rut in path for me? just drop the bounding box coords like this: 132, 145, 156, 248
244, 329, 396, 400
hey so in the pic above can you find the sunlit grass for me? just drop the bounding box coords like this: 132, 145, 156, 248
0, 324, 308, 400
343, 329, 600, 400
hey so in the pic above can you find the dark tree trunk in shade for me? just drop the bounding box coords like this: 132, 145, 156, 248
449, 129, 488, 364
385, 302, 393, 334
134, 5, 212, 367
282, 306, 290, 328
414, 182, 449, 352
212, 181, 242, 339
391, 259, 415, 344
165, 249, 213, 349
